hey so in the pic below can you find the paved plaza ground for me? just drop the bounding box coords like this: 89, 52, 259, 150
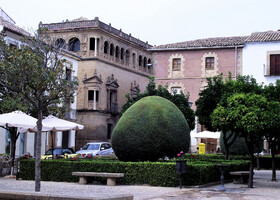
0, 170, 279, 199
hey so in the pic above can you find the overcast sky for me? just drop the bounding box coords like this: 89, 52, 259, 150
1, 0, 280, 46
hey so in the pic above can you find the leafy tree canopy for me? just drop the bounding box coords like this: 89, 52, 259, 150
195, 73, 263, 131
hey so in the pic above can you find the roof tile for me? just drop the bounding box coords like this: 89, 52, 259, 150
0, 16, 30, 36
246, 31, 280, 42
152, 36, 248, 49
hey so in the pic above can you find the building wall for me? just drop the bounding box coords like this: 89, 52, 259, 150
243, 41, 280, 85
153, 47, 242, 111
40, 19, 152, 149
0, 128, 6, 154
76, 60, 149, 110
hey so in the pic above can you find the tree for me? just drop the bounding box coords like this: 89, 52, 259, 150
195, 74, 225, 131
196, 74, 263, 159
121, 77, 195, 130
211, 93, 270, 188
220, 131, 263, 155
0, 35, 78, 192
262, 80, 280, 181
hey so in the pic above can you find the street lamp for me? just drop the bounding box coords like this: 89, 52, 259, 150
147, 63, 153, 74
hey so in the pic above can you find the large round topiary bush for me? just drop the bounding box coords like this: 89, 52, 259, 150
111, 96, 190, 161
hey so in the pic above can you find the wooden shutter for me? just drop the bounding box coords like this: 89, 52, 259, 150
270, 55, 280, 75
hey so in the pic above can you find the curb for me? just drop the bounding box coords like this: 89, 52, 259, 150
0, 190, 133, 200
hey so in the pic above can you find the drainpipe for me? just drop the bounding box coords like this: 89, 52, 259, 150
235, 46, 237, 79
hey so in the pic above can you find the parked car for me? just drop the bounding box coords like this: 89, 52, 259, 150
41, 148, 76, 159
76, 142, 114, 158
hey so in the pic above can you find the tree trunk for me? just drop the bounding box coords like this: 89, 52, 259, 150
9, 127, 17, 175
248, 153, 254, 188
223, 133, 229, 160
245, 137, 254, 188
271, 142, 277, 181
35, 106, 43, 192
256, 153, 260, 170
225, 146, 229, 160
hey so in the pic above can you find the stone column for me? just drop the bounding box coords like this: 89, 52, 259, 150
56, 131, 62, 148
69, 130, 75, 149
94, 38, 98, 57
93, 90, 97, 110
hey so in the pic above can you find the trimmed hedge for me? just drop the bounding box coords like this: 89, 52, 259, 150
258, 156, 280, 169
20, 159, 249, 187
181, 154, 280, 170
181, 154, 250, 161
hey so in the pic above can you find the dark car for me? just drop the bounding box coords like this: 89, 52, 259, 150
41, 148, 75, 159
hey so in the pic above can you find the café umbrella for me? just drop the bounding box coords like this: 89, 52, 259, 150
0, 110, 38, 129
27, 115, 84, 159
41, 115, 84, 131
0, 110, 41, 176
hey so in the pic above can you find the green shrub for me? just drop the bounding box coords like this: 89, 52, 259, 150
20, 159, 249, 187
220, 132, 263, 155
258, 156, 280, 169
180, 153, 250, 161
111, 96, 190, 161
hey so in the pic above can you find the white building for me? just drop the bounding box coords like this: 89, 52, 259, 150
0, 8, 80, 157
243, 30, 280, 85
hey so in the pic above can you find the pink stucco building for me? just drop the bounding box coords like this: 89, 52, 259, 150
150, 36, 246, 111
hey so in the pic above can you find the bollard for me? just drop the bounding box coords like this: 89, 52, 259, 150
217, 164, 228, 191
176, 160, 187, 189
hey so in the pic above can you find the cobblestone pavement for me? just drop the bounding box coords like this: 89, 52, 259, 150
0, 170, 279, 199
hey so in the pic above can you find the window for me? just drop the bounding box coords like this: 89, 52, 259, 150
88, 90, 99, 102
110, 44, 114, 56
270, 54, 280, 75
125, 50, 130, 64
139, 55, 143, 66
55, 38, 66, 49
172, 58, 181, 71
107, 124, 113, 139
132, 53, 136, 66
120, 48, 124, 60
104, 41, 109, 54
89, 38, 95, 50
205, 57, 214, 69
143, 57, 147, 71
171, 87, 182, 95
68, 38, 80, 52
115, 46, 119, 58
66, 68, 72, 81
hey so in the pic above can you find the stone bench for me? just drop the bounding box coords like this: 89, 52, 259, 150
230, 171, 249, 184
72, 172, 124, 186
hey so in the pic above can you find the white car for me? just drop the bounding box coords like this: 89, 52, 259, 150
76, 142, 114, 158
